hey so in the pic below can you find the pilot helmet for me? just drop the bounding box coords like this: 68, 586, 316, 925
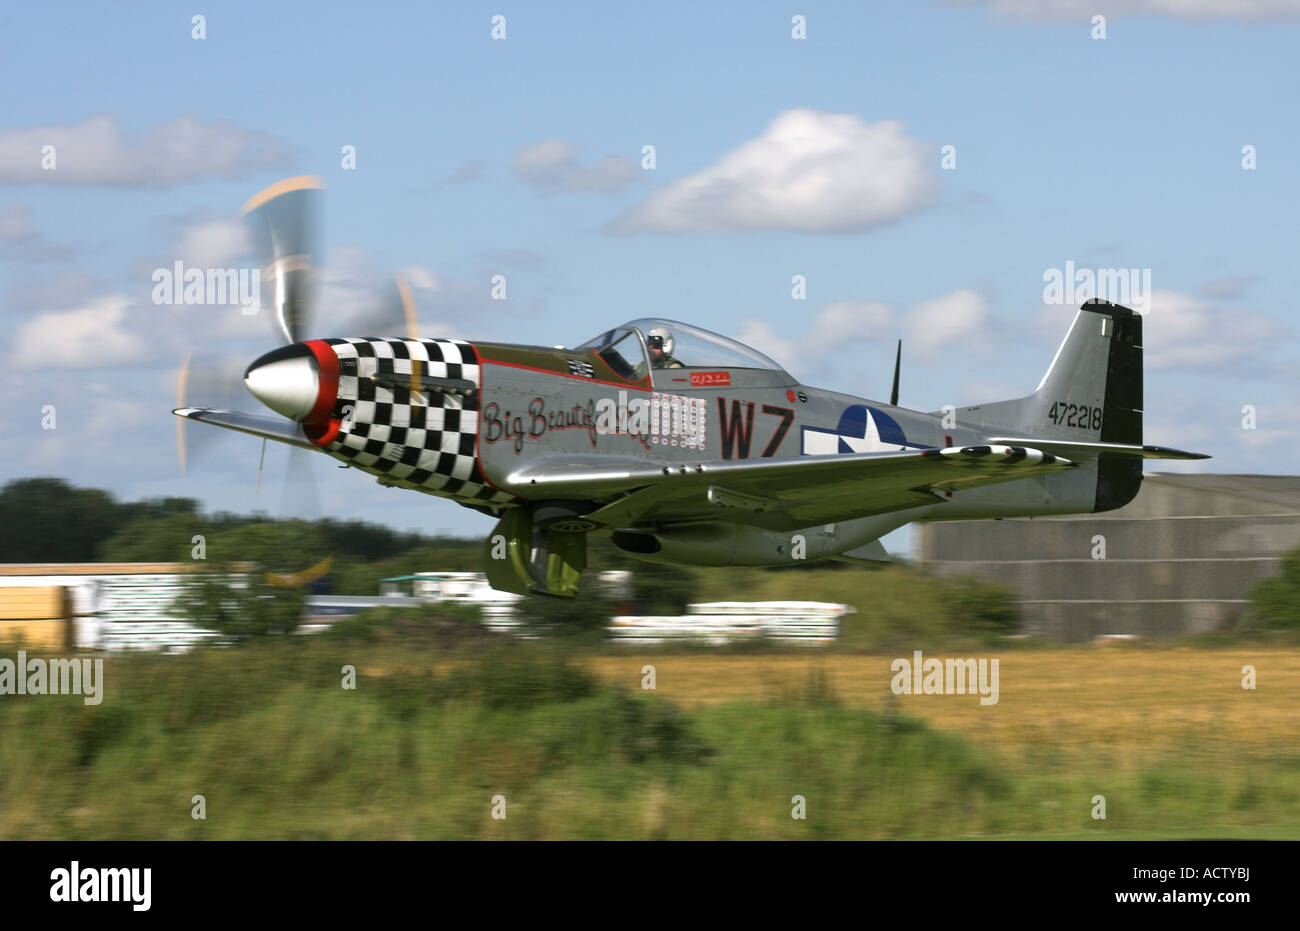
647, 326, 674, 356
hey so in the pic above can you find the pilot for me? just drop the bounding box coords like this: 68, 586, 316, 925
647, 326, 684, 369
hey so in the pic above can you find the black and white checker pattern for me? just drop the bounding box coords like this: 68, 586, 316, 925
323, 338, 519, 506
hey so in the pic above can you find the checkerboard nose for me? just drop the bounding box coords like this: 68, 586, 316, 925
245, 343, 320, 420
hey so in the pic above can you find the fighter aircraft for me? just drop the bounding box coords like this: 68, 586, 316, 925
175, 177, 1209, 596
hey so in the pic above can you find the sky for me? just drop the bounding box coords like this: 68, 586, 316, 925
1, 0, 1297, 554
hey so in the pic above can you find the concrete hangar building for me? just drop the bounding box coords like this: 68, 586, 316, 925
918, 474, 1300, 642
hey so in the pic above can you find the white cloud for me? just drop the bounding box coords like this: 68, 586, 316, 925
956, 380, 1026, 406
802, 301, 898, 358
1029, 289, 1289, 375
736, 289, 986, 377
15, 295, 149, 368
7, 272, 102, 311
953, 0, 1300, 21
1236, 423, 1298, 448
0, 204, 32, 242
174, 217, 252, 269
611, 110, 936, 233
1144, 289, 1287, 370
11, 241, 515, 376
0, 114, 291, 187
0, 203, 81, 262
81, 388, 157, 437
397, 264, 441, 291
1200, 275, 1260, 299
313, 246, 398, 335
733, 318, 797, 368
512, 140, 639, 194
317, 248, 498, 339
906, 289, 990, 356
123, 212, 256, 307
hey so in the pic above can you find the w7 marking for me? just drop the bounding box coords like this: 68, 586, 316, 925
717, 398, 795, 459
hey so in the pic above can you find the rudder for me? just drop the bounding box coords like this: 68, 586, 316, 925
1032, 298, 1142, 445
953, 299, 1146, 513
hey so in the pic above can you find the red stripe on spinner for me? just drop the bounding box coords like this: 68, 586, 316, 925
302, 339, 340, 426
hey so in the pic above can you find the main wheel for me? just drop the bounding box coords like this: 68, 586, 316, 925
532, 501, 602, 533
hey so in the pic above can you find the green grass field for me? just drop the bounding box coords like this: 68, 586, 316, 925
4, 635, 1299, 840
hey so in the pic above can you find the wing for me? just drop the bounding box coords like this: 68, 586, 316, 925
173, 408, 314, 450
506, 445, 1076, 529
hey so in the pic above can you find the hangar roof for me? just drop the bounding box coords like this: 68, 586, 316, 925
1143, 474, 1300, 514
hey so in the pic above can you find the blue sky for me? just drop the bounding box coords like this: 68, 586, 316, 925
2, 0, 1297, 550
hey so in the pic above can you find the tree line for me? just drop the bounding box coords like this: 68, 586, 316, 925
0, 477, 471, 560
0, 478, 695, 612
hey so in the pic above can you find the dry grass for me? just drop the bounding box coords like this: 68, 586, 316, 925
581, 648, 1300, 773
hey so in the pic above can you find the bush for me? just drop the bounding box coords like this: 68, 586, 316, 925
945, 575, 1021, 637
518, 581, 617, 640
1250, 547, 1300, 631
322, 603, 501, 648
172, 521, 336, 640
441, 650, 599, 709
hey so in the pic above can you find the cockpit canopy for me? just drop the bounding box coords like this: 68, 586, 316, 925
575, 318, 787, 380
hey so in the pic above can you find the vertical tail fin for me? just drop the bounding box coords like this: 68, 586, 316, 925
956, 299, 1145, 512
1032, 299, 1142, 444
959, 299, 1143, 442
1039, 300, 1144, 511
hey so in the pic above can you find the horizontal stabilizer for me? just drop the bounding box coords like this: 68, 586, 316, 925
837, 539, 890, 564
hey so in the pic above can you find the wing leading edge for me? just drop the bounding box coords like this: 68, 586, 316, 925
173, 408, 314, 450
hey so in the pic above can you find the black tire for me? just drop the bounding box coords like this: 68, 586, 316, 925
532, 501, 601, 533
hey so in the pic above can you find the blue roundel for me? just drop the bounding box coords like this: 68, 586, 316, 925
865, 406, 909, 446
837, 405, 909, 446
